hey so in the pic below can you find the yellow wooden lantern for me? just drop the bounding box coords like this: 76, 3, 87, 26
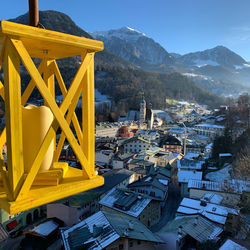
0, 21, 104, 214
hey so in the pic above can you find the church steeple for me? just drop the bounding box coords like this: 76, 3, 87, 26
139, 92, 146, 127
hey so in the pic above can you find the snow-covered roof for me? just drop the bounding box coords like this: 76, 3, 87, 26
177, 198, 238, 225
158, 179, 169, 186
61, 210, 162, 250
30, 220, 58, 237
188, 179, 250, 194
161, 215, 223, 243
178, 170, 202, 183
205, 143, 213, 150
177, 207, 227, 225
177, 160, 202, 170
61, 211, 120, 250
201, 193, 223, 204
219, 239, 247, 250
219, 153, 232, 157
183, 153, 200, 160
99, 188, 151, 217
195, 123, 224, 129
205, 165, 232, 182
168, 126, 185, 134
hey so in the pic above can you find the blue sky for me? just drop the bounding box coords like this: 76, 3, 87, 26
1, 0, 250, 60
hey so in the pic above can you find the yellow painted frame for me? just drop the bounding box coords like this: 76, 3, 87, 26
0, 21, 104, 214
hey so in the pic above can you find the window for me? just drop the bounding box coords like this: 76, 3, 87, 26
129, 241, 133, 248
119, 244, 123, 250
137, 240, 141, 245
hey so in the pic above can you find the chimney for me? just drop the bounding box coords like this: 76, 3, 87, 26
123, 228, 129, 237
194, 217, 198, 226
178, 225, 183, 235
128, 221, 134, 230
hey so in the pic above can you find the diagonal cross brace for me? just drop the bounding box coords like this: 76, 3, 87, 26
52, 60, 83, 159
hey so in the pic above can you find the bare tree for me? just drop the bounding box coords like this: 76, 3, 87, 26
232, 147, 250, 181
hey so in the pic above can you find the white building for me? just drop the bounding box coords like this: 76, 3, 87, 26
194, 123, 224, 139
123, 136, 152, 153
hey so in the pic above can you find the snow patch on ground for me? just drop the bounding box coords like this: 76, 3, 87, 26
194, 59, 219, 67
182, 72, 211, 81
234, 63, 250, 70
56, 89, 111, 108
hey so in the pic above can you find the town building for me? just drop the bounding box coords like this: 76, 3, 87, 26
47, 191, 100, 226
182, 110, 200, 123
117, 126, 137, 138
168, 126, 186, 141
152, 110, 173, 124
20, 218, 63, 249
61, 211, 163, 250
178, 170, 203, 197
47, 169, 137, 226
176, 197, 240, 235
122, 136, 153, 153
177, 159, 203, 171
194, 123, 224, 139
159, 215, 223, 250
160, 135, 182, 153
99, 188, 161, 227
94, 169, 137, 198
0, 207, 43, 236
127, 158, 155, 179
154, 151, 177, 169
95, 150, 112, 166
128, 169, 169, 206
111, 152, 135, 169
138, 130, 160, 144
188, 179, 249, 207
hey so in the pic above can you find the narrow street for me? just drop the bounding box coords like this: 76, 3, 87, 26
151, 174, 182, 232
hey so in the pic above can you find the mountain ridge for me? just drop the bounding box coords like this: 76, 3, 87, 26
91, 26, 177, 67
92, 27, 250, 96
8, 10, 224, 111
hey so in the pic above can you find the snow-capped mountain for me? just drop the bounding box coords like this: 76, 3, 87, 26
171, 46, 250, 96
91, 27, 176, 67
179, 46, 248, 69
